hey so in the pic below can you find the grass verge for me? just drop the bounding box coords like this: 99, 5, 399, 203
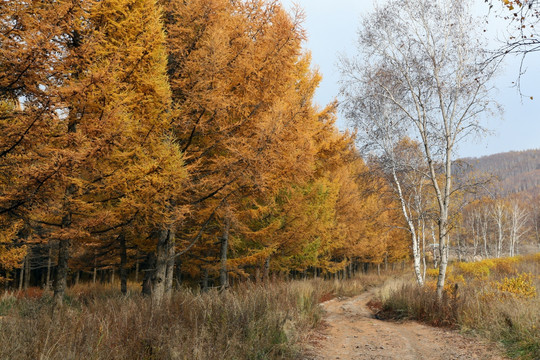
0, 272, 390, 359
372, 254, 540, 359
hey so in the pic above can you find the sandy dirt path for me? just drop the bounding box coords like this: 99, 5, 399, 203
307, 291, 507, 360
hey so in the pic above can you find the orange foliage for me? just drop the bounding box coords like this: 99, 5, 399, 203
0, 0, 410, 293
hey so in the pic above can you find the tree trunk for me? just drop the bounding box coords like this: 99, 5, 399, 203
120, 234, 127, 295
151, 228, 170, 305
263, 256, 270, 282
497, 221, 503, 258
391, 167, 424, 286
165, 227, 176, 299
421, 221, 426, 282
412, 236, 423, 285
436, 222, 450, 300
18, 257, 25, 292
201, 267, 209, 292
142, 252, 155, 296
135, 251, 139, 284
23, 254, 30, 290
53, 200, 74, 307
174, 257, 182, 289
45, 245, 52, 290
219, 216, 230, 290
456, 230, 462, 262
431, 223, 439, 268
53, 237, 70, 307
482, 218, 489, 258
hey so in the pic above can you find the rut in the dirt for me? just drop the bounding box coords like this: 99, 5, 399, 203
307, 291, 507, 360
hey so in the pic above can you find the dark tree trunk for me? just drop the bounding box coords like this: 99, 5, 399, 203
142, 252, 156, 296
263, 256, 270, 283
135, 251, 139, 284
23, 254, 30, 290
201, 267, 209, 292
53, 202, 74, 307
219, 216, 230, 290
174, 257, 182, 289
53, 236, 70, 307
18, 257, 24, 291
120, 234, 127, 295
45, 245, 52, 290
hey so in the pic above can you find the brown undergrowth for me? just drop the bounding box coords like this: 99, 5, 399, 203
0, 272, 390, 359
374, 254, 540, 359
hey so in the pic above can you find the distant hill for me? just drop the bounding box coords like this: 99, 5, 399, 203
460, 149, 540, 195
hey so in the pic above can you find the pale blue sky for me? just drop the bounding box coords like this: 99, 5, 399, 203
281, 0, 540, 158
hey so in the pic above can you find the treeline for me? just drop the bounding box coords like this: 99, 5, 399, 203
0, 0, 408, 305
454, 191, 540, 260
451, 150, 540, 260
461, 149, 540, 195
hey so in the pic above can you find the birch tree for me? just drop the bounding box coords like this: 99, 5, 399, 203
491, 199, 507, 258
340, 0, 496, 298
339, 66, 430, 286
507, 200, 528, 256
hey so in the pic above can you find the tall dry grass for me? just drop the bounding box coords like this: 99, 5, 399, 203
375, 254, 540, 359
0, 272, 390, 360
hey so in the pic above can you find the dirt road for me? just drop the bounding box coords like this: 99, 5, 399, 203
308, 291, 507, 360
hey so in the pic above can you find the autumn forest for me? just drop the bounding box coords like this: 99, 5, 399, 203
0, 0, 412, 306
1, 0, 539, 359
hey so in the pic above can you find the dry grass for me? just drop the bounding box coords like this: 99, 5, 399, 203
0, 271, 390, 360
375, 254, 540, 359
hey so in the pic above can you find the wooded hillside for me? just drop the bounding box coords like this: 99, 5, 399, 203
462, 149, 540, 195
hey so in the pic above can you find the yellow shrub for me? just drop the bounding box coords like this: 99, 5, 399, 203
447, 274, 466, 285
444, 273, 465, 297
492, 257, 520, 275
426, 268, 439, 278
456, 261, 490, 280
425, 280, 437, 291
526, 253, 540, 262
494, 273, 537, 299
